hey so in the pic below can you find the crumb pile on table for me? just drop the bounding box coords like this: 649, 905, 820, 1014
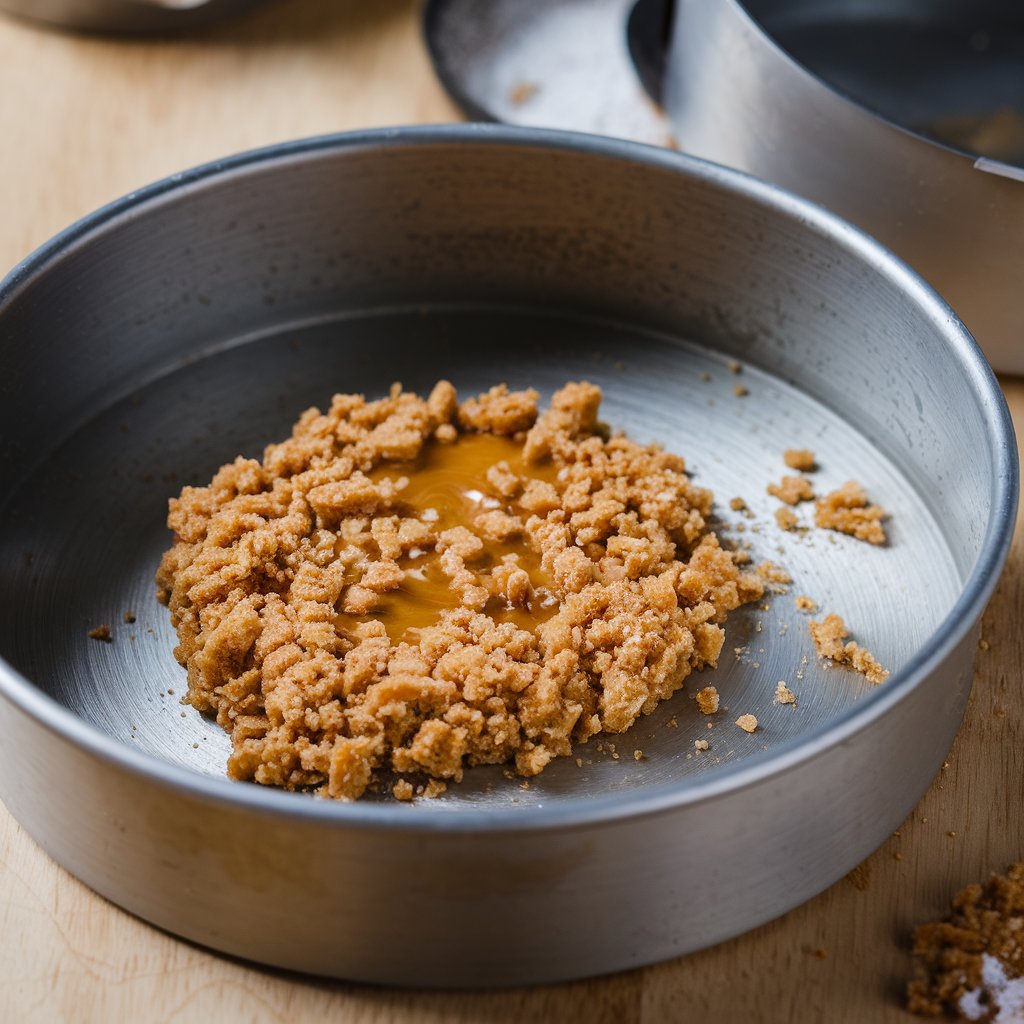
157, 381, 764, 800
908, 863, 1024, 1021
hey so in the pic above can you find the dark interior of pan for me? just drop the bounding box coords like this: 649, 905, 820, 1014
744, 0, 1024, 165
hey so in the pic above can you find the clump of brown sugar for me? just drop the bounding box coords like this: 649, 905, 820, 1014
809, 613, 889, 684
767, 475, 815, 505
695, 686, 720, 715
157, 381, 763, 800
795, 595, 817, 613
756, 561, 792, 592
775, 507, 799, 532
87, 624, 112, 643
908, 863, 1024, 1020
735, 713, 758, 733
784, 449, 816, 472
774, 681, 796, 706
815, 481, 887, 545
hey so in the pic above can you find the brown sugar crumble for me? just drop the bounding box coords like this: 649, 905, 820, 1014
87, 624, 112, 643
756, 560, 792, 592
508, 81, 539, 106
729, 497, 747, 512
775, 507, 799, 532
815, 481, 887, 545
735, 713, 758, 733
156, 381, 763, 800
774, 681, 797, 706
123, 610, 137, 624
695, 685, 720, 715
694, 738, 709, 751
767, 475, 815, 505
908, 863, 1024, 1020
809, 613, 889, 684
784, 449, 817, 472
795, 595, 817, 613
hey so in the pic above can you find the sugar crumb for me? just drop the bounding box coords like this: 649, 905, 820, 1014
735, 714, 758, 733
767, 475, 815, 505
815, 481, 887, 545
775, 681, 797, 706
775, 507, 799, 531
695, 686, 720, 715
784, 449, 816, 472
809, 613, 889, 684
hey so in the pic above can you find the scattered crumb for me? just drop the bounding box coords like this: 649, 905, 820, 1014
694, 739, 710, 751
756, 561, 792, 591
980, 638, 990, 651
908, 863, 1024, 1020
87, 624, 112, 643
735, 713, 758, 733
734, 384, 749, 397
947, 831, 958, 839
795, 595, 817, 613
775, 507, 799, 531
767, 475, 815, 505
815, 481, 887, 545
727, 359, 742, 374
123, 610, 136, 624
393, 779, 414, 801
667, 716, 678, 729
846, 863, 872, 891
699, 372, 712, 382
575, 758, 583, 768
774, 681, 797, 706
633, 749, 646, 762
509, 81, 539, 106
803, 946, 828, 960
695, 686, 720, 715
809, 613, 889, 684
729, 496, 747, 512
784, 448, 817, 472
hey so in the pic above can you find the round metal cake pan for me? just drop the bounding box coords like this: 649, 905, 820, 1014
0, 126, 1016, 987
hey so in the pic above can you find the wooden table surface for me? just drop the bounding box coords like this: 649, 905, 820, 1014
0, 3, 1021, 1021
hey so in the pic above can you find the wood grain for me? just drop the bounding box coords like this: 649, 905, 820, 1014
0, 2, 1021, 1020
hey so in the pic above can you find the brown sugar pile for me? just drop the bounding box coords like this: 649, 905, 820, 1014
157, 381, 763, 800
809, 613, 889, 684
908, 863, 1024, 1020
815, 481, 887, 544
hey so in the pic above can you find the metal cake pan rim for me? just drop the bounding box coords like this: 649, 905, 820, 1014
0, 123, 1016, 833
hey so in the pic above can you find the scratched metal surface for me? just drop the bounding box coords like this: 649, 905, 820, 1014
0, 306, 961, 808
